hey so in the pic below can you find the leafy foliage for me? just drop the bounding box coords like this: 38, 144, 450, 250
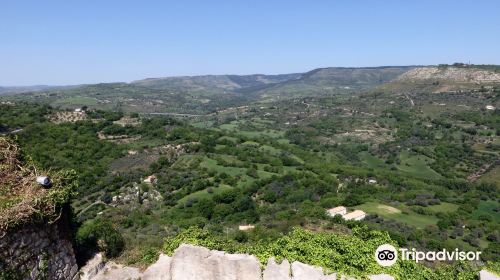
163, 226, 479, 279
75, 219, 125, 258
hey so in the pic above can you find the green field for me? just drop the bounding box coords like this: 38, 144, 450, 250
396, 151, 442, 179
191, 120, 215, 128
178, 184, 233, 205
427, 202, 460, 213
199, 157, 247, 176
359, 152, 386, 169
479, 166, 500, 185
357, 202, 438, 229
259, 145, 282, 155
472, 201, 500, 223
217, 136, 238, 143
236, 129, 285, 139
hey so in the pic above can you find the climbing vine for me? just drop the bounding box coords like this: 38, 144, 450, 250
163, 226, 484, 280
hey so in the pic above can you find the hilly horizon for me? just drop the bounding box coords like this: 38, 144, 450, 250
2, 64, 499, 114
3, 64, 499, 92
0, 65, 445, 89
3, 2, 500, 279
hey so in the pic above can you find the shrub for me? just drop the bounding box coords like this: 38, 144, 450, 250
76, 219, 125, 258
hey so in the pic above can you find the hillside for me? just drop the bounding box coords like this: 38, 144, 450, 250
378, 65, 500, 93
254, 66, 416, 100
1, 72, 499, 278
0, 67, 418, 111
0, 85, 70, 95
132, 73, 302, 94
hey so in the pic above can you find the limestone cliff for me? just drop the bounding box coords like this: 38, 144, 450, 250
377, 66, 500, 93
0, 208, 79, 280
80, 244, 500, 280
80, 244, 393, 280
0, 137, 78, 280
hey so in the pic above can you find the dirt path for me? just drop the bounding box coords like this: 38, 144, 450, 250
404, 94, 415, 106
467, 160, 499, 182
76, 201, 105, 217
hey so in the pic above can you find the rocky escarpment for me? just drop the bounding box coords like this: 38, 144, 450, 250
395, 67, 500, 84
81, 244, 393, 280
81, 244, 500, 280
0, 210, 78, 280
378, 66, 500, 93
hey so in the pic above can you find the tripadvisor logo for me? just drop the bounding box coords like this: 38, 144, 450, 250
375, 244, 398, 267
375, 244, 482, 267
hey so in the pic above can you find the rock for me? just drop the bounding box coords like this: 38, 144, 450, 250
92, 262, 142, 280
291, 261, 330, 280
79, 253, 105, 280
170, 244, 261, 280
263, 258, 291, 280
142, 253, 172, 280
75, 244, 414, 280
1, 216, 78, 280
480, 270, 500, 280
369, 274, 395, 280
337, 276, 356, 280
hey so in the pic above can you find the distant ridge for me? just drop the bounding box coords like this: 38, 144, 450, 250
378, 65, 500, 93
1, 65, 499, 111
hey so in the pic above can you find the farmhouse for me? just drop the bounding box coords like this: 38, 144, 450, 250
326, 206, 347, 217
342, 210, 366, 221
238, 224, 255, 231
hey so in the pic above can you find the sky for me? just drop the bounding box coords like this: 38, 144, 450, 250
1, 0, 500, 86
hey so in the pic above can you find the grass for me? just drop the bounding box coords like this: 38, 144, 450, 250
396, 151, 441, 179
357, 201, 438, 229
219, 121, 240, 130
478, 165, 500, 185
277, 139, 290, 144
236, 130, 284, 139
359, 152, 386, 169
471, 201, 500, 223
256, 170, 276, 179
241, 141, 260, 146
427, 202, 459, 213
125, 138, 166, 149
217, 136, 238, 143
177, 184, 233, 205
199, 157, 246, 176
191, 120, 215, 128
259, 145, 282, 155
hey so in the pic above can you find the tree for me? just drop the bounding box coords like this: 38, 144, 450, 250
196, 199, 216, 219
76, 219, 125, 258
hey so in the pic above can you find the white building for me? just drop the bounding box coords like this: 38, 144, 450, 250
143, 175, 157, 184
368, 179, 377, 184
485, 105, 496, 110
327, 206, 347, 217
343, 210, 366, 221
238, 225, 255, 231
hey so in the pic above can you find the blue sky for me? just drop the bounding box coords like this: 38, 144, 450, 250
1, 0, 499, 85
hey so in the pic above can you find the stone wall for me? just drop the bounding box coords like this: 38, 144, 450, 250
0, 209, 78, 280
82, 244, 500, 280
81, 244, 394, 280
